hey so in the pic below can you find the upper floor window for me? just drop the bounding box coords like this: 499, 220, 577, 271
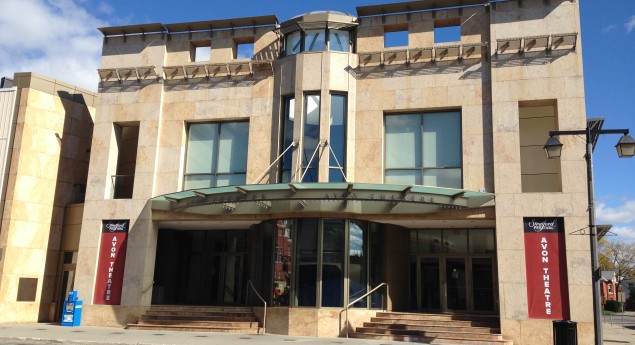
329, 94, 347, 182
305, 30, 326, 51
284, 29, 351, 55
384, 25, 408, 48
302, 94, 321, 182
285, 31, 302, 55
329, 30, 350, 52
184, 122, 249, 190
281, 94, 347, 183
234, 37, 254, 59
385, 112, 462, 188
280, 96, 295, 183
111, 123, 139, 199
191, 42, 211, 62
434, 18, 461, 44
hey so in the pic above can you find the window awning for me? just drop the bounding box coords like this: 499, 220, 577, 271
151, 183, 494, 216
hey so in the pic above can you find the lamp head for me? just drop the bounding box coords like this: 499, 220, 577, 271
544, 136, 563, 159
616, 134, 635, 158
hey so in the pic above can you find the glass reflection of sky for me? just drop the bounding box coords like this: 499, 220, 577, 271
350, 221, 364, 257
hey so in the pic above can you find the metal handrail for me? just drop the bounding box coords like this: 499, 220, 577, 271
342, 282, 388, 338
246, 280, 267, 334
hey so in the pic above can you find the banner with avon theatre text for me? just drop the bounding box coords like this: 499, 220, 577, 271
524, 217, 570, 320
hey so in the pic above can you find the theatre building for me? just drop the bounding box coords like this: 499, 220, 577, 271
73, 0, 592, 344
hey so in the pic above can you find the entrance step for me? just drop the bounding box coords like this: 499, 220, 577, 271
349, 312, 513, 345
126, 305, 262, 334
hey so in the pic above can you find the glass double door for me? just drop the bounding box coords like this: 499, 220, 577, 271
415, 256, 495, 313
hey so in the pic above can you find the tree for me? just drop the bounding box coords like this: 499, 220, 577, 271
599, 239, 635, 291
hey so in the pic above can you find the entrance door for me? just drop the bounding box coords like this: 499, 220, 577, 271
445, 258, 466, 310
416, 256, 493, 312
419, 258, 441, 310
153, 229, 247, 306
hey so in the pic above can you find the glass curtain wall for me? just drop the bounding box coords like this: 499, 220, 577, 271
260, 218, 381, 309
385, 112, 462, 188
184, 122, 249, 189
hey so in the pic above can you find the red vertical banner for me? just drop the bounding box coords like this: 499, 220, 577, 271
524, 217, 570, 319
94, 220, 129, 305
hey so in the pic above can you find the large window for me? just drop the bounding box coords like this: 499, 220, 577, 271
329, 94, 347, 182
184, 122, 249, 189
302, 94, 320, 182
385, 112, 462, 188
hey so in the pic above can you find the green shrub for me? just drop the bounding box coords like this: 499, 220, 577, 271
605, 299, 622, 312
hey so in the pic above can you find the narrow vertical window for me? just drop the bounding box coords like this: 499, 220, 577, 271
302, 94, 320, 182
111, 123, 139, 199
321, 218, 345, 307
295, 218, 318, 307
349, 220, 368, 308
273, 219, 293, 306
519, 103, 562, 192
280, 97, 295, 183
329, 94, 346, 182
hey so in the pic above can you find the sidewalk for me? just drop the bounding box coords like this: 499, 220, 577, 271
2, 321, 632, 345
0, 323, 405, 345
603, 314, 635, 344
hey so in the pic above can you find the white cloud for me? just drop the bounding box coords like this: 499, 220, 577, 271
597, 200, 635, 224
0, 0, 107, 91
607, 226, 635, 243
626, 15, 635, 33
602, 24, 618, 33
96, 1, 114, 16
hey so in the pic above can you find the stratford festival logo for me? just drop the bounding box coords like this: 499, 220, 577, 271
527, 219, 558, 232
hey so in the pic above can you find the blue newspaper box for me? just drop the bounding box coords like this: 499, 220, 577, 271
61, 290, 82, 327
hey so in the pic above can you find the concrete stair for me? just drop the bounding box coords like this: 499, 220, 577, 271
349, 312, 513, 345
126, 305, 262, 334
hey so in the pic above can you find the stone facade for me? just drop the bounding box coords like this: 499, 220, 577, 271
70, 1, 595, 344
0, 73, 95, 322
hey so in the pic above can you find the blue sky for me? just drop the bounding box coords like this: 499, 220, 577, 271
1, 0, 633, 240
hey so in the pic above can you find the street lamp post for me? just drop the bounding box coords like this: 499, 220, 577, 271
544, 124, 635, 345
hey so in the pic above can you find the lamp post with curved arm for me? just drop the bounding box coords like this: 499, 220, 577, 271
544, 124, 635, 345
